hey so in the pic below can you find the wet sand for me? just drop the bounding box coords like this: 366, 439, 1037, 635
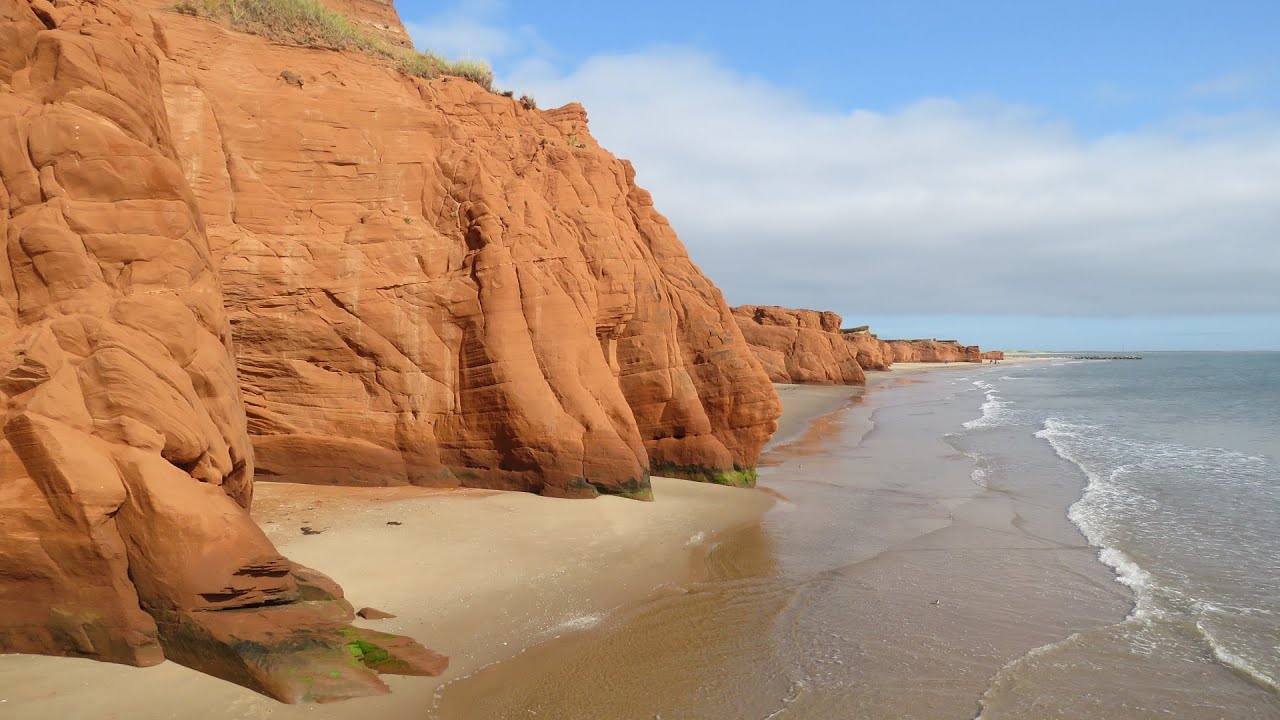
429, 362, 1129, 719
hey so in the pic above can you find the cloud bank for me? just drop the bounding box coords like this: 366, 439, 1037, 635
506, 51, 1280, 319
406, 12, 1280, 327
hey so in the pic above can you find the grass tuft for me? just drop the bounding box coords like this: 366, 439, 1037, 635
178, 0, 495, 91
194, 0, 382, 52
396, 50, 494, 91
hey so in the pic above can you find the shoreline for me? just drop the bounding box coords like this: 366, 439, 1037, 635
427, 359, 1130, 718
0, 359, 1075, 719
0, 375, 859, 719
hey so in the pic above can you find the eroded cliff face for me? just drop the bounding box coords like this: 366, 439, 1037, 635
886, 339, 983, 363
152, 3, 779, 494
0, 0, 441, 701
731, 305, 865, 385
841, 328, 894, 371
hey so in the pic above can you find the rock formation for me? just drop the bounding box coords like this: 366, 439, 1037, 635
731, 305, 865, 385
884, 339, 983, 363
153, 0, 779, 494
841, 326, 894, 370
732, 306, 998, 379
0, 0, 442, 701
981, 350, 1005, 361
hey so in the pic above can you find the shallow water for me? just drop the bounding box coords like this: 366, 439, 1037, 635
431, 354, 1280, 719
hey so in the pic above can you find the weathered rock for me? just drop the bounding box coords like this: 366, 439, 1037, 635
152, 2, 779, 494
357, 606, 397, 620
0, 0, 442, 701
981, 350, 1005, 361
731, 305, 865, 385
841, 327, 895, 370
885, 339, 983, 363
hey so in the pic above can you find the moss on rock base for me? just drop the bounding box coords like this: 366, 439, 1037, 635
650, 462, 758, 488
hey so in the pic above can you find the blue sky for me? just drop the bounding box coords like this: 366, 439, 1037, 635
396, 1, 1280, 350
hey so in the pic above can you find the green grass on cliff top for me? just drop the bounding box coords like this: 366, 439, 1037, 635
175, 0, 495, 91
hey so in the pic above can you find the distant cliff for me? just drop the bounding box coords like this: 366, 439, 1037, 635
732, 306, 997, 382
841, 327, 894, 370
731, 306, 865, 385
885, 339, 983, 363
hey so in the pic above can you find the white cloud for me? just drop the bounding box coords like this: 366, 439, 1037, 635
504, 50, 1280, 317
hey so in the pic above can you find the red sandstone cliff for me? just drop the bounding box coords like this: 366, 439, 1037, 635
0, 0, 443, 701
732, 306, 999, 378
3, 0, 782, 698
885, 339, 983, 363
731, 305, 865, 385
841, 327, 894, 370
151, 2, 778, 494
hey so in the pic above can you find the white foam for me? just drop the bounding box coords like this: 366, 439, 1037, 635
684, 531, 708, 548
963, 380, 1014, 429
1196, 620, 1280, 693
549, 613, 603, 635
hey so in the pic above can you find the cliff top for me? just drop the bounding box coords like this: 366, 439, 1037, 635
169, 0, 497, 91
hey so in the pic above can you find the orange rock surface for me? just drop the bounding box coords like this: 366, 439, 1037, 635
152, 2, 779, 493
0, 0, 441, 701
733, 306, 1000, 378
841, 327, 895, 370
885, 339, 983, 363
731, 305, 866, 385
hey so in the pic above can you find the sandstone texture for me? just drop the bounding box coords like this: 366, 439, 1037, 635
731, 305, 865, 385
0, 0, 440, 701
152, 1, 779, 494
981, 350, 1006, 361
840, 327, 894, 370
885, 339, 983, 363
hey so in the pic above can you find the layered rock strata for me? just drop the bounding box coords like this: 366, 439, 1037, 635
0, 0, 441, 701
153, 1, 779, 494
731, 305, 865, 385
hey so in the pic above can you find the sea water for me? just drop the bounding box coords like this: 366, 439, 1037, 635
973, 353, 1280, 718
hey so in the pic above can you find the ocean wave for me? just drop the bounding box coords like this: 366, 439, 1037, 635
1037, 418, 1277, 625
1195, 620, 1280, 693
1096, 547, 1164, 622
963, 380, 1015, 429
1037, 418, 1162, 621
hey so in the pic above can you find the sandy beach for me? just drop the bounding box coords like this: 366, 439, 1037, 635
0, 391, 844, 718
